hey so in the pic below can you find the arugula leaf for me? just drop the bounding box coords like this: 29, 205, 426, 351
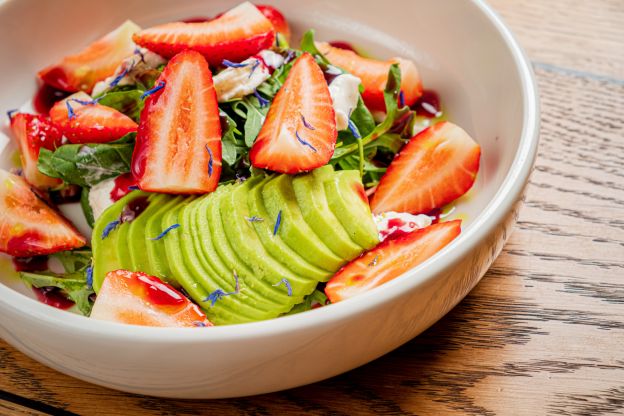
51, 249, 92, 273
331, 64, 407, 159
300, 30, 330, 66
286, 290, 329, 315
350, 96, 376, 137
256, 49, 300, 99
96, 89, 144, 122
220, 112, 245, 166
231, 97, 269, 147
37, 133, 135, 187
21, 269, 94, 316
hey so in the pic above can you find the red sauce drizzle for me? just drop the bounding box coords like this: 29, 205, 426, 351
181, 17, 210, 23
110, 173, 138, 202
12, 256, 48, 272
136, 274, 186, 308
413, 89, 442, 118
329, 41, 357, 53
427, 208, 442, 224
6, 231, 45, 257
33, 83, 70, 115
32, 286, 75, 310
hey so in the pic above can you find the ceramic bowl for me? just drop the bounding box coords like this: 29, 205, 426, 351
0, 0, 538, 398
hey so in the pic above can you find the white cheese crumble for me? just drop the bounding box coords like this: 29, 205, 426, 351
88, 177, 116, 220
328, 74, 361, 131
374, 211, 432, 242
91, 48, 166, 97
214, 50, 284, 102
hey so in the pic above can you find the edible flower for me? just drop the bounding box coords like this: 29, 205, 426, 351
273, 210, 282, 235
295, 130, 317, 152
140, 81, 166, 99
150, 223, 180, 241
273, 278, 293, 296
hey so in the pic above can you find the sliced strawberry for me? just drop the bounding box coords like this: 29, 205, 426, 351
256, 4, 291, 42
133, 2, 275, 66
131, 50, 222, 194
91, 270, 212, 327
0, 169, 86, 256
10, 113, 64, 190
38, 20, 140, 93
316, 42, 423, 112
250, 53, 337, 174
371, 121, 481, 215
49, 92, 138, 144
325, 220, 461, 302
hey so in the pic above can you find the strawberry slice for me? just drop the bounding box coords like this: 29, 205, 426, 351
10, 113, 64, 189
250, 52, 337, 174
49, 92, 138, 144
91, 270, 212, 327
0, 169, 86, 256
256, 4, 291, 42
38, 20, 140, 93
131, 50, 222, 194
371, 121, 481, 215
133, 2, 275, 66
316, 42, 422, 112
325, 220, 461, 302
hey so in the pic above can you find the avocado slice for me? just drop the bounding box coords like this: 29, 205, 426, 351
91, 191, 150, 292
144, 195, 186, 285
324, 170, 379, 250
127, 193, 172, 273
247, 176, 332, 283
178, 196, 278, 324
199, 183, 298, 312
293, 166, 364, 260
262, 175, 345, 272
221, 176, 318, 297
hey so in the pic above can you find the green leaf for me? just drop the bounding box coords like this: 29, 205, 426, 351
300, 30, 330, 66
365, 133, 406, 153
230, 97, 269, 147
332, 64, 407, 160
286, 290, 329, 315
350, 96, 376, 137
80, 187, 95, 228
220, 112, 244, 166
256, 50, 300, 99
96, 89, 144, 122
37, 133, 135, 187
20, 268, 94, 316
51, 249, 92, 273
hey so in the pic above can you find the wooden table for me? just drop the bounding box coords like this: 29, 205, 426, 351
2, 1, 623, 414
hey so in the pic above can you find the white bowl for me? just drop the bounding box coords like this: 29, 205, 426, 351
0, 0, 538, 398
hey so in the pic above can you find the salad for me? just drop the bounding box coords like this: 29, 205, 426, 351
0, 2, 481, 327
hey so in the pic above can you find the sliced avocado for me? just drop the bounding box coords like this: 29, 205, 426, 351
178, 197, 277, 324
91, 191, 150, 292
262, 175, 345, 272
185, 191, 283, 314
324, 170, 379, 250
247, 176, 332, 282
127, 193, 172, 273
200, 183, 298, 312
160, 199, 257, 325
293, 166, 364, 261
144, 195, 186, 285
221, 176, 318, 297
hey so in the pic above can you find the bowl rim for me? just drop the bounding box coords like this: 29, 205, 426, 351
0, 0, 539, 342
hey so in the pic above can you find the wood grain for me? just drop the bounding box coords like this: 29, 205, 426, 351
1, 0, 623, 414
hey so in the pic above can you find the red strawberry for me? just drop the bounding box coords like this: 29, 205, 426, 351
250, 52, 337, 174
325, 220, 461, 302
256, 5, 291, 42
133, 2, 275, 66
10, 113, 64, 189
316, 42, 422, 112
371, 121, 481, 215
38, 21, 140, 93
0, 169, 86, 256
49, 92, 138, 144
131, 50, 222, 194
91, 270, 212, 327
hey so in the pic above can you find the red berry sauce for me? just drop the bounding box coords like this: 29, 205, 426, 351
32, 286, 75, 310
33, 83, 70, 115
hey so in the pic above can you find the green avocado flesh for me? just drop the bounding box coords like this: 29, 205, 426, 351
91, 170, 379, 324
